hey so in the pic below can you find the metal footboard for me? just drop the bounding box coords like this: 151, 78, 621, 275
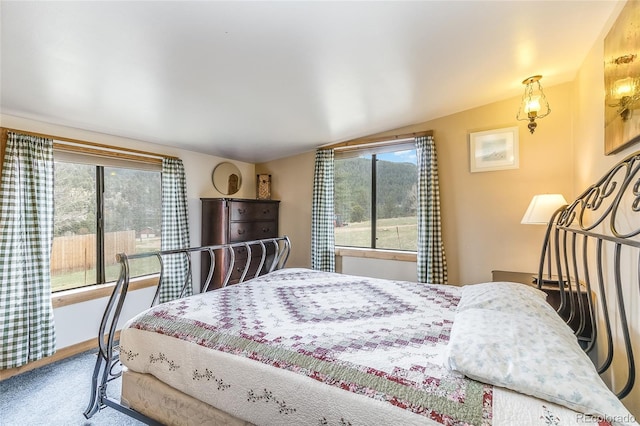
537, 152, 640, 400
83, 236, 291, 422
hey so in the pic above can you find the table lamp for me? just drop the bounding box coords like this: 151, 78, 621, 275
522, 194, 568, 284
521, 194, 568, 225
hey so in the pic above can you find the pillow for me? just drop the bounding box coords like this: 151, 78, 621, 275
444, 307, 635, 425
457, 281, 547, 312
457, 281, 578, 341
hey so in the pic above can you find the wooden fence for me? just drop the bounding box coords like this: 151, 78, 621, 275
51, 230, 136, 273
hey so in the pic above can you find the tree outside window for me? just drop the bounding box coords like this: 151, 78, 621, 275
334, 147, 417, 251
51, 161, 161, 292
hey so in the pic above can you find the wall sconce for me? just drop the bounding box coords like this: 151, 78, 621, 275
609, 74, 639, 122
516, 75, 551, 134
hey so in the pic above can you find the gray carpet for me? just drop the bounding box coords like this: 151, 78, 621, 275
1, 350, 144, 425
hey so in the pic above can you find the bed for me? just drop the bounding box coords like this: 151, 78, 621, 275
84, 152, 640, 426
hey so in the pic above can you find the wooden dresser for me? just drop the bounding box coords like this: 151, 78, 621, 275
201, 198, 279, 290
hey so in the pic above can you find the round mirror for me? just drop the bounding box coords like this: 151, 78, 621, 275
212, 162, 242, 195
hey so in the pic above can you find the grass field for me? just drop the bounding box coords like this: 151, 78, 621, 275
335, 216, 417, 250
51, 237, 162, 292
51, 219, 418, 292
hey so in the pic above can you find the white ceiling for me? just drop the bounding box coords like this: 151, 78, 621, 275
0, 1, 621, 163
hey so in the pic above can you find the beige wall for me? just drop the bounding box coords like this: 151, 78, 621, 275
258, 83, 574, 285
256, 151, 315, 269
411, 83, 574, 285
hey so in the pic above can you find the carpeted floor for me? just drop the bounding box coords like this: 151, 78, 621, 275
0, 350, 144, 426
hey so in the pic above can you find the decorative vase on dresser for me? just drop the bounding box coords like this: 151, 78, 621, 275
200, 198, 280, 290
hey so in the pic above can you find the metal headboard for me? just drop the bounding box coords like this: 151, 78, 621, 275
537, 152, 640, 400
84, 236, 291, 422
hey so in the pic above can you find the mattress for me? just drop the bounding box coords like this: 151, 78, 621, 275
118, 268, 628, 425
121, 368, 253, 426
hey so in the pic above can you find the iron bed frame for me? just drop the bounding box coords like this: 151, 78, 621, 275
83, 236, 291, 423
536, 150, 640, 400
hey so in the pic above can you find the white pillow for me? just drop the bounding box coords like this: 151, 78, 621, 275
444, 307, 635, 425
458, 281, 547, 311
457, 281, 579, 341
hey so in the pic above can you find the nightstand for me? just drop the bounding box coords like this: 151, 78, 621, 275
491, 270, 593, 344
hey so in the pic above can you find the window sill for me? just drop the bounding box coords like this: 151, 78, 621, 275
335, 246, 417, 262
51, 275, 160, 308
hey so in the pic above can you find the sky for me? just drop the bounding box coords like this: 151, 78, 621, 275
378, 149, 417, 165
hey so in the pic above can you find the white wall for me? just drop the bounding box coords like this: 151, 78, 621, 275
339, 257, 417, 282
1, 113, 257, 349
53, 287, 157, 348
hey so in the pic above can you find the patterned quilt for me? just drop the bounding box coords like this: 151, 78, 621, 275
119, 268, 603, 426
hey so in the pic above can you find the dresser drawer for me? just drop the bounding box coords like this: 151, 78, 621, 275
229, 201, 278, 221
229, 221, 277, 242
228, 257, 267, 284
201, 198, 279, 291
231, 243, 276, 260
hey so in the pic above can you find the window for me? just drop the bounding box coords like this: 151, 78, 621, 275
334, 144, 418, 250
51, 149, 162, 292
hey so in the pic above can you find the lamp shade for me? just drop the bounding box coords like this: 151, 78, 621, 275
521, 194, 568, 225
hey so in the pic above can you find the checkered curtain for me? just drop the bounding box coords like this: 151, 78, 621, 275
416, 136, 448, 284
311, 149, 335, 272
0, 131, 56, 369
160, 158, 191, 302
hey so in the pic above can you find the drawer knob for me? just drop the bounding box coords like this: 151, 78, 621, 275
263, 209, 270, 215
262, 227, 270, 233
237, 229, 246, 235
237, 208, 246, 215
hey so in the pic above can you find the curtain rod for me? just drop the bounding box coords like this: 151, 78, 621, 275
322, 130, 433, 151
1, 127, 179, 161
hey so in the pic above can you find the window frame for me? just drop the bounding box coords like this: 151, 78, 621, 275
334, 140, 418, 252
52, 145, 164, 292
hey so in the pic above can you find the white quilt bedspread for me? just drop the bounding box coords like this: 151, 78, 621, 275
119, 268, 620, 425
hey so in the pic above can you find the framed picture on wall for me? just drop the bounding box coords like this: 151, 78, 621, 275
604, 0, 640, 155
469, 127, 519, 173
